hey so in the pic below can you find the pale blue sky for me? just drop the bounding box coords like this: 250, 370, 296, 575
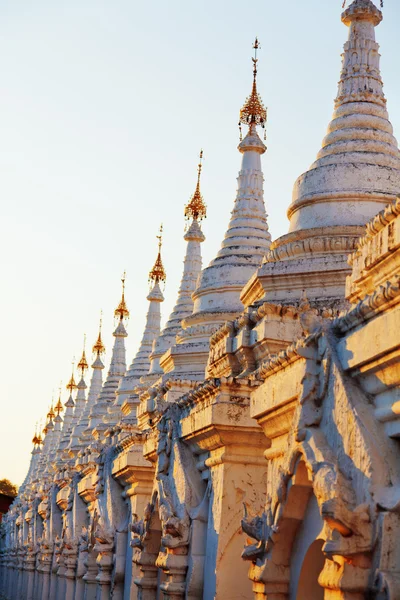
1, 0, 399, 485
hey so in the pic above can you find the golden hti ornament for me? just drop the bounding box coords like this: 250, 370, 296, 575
47, 404, 55, 421
55, 393, 63, 416
32, 424, 40, 445
148, 224, 167, 285
239, 38, 267, 140
114, 272, 130, 322
66, 363, 77, 394
78, 334, 89, 375
93, 312, 106, 356
184, 150, 207, 222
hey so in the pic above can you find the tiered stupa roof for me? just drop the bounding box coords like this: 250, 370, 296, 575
77, 321, 105, 446
242, 0, 400, 307
147, 153, 207, 381
86, 277, 128, 435
55, 366, 77, 461
112, 230, 166, 419
67, 341, 89, 457
160, 40, 271, 379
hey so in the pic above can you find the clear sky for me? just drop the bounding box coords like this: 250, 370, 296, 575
1, 0, 399, 485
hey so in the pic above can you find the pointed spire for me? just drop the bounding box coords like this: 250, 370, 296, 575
77, 335, 89, 375
114, 241, 166, 419
185, 150, 207, 222
178, 41, 271, 361
19, 426, 43, 494
68, 336, 90, 457
146, 154, 207, 380
66, 361, 77, 396
239, 38, 267, 140
148, 225, 167, 285
289, 0, 400, 233
241, 0, 400, 310
77, 318, 106, 448
114, 272, 130, 322
32, 424, 40, 446
34, 399, 56, 482
54, 387, 63, 417
89, 281, 128, 435
56, 362, 77, 457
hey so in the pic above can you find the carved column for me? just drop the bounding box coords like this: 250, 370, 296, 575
24, 544, 36, 600
82, 546, 98, 600
180, 389, 267, 600
48, 539, 62, 600
74, 529, 89, 600
157, 547, 188, 600
94, 530, 114, 600
1, 549, 10, 597
39, 541, 53, 600
0, 550, 6, 596
63, 539, 78, 600
132, 497, 162, 600
133, 543, 161, 600
16, 547, 26, 600
76, 480, 98, 600
112, 438, 155, 600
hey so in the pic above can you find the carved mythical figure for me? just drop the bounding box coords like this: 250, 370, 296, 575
241, 499, 276, 562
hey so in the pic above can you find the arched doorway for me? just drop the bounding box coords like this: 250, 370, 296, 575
288, 490, 325, 599
296, 539, 325, 600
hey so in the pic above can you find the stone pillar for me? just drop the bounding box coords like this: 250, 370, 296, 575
15, 547, 26, 600
82, 546, 98, 600
24, 545, 36, 600
157, 548, 188, 600
39, 542, 53, 600
133, 544, 161, 600
21, 548, 30, 600
0, 550, 8, 596
55, 547, 66, 600
63, 540, 78, 600
94, 531, 114, 600
203, 441, 266, 600
75, 532, 89, 600
111, 438, 155, 600
49, 541, 61, 600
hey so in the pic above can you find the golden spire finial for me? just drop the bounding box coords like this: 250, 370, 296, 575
92, 311, 106, 356
77, 334, 89, 376
114, 272, 130, 322
37, 420, 43, 444
148, 224, 167, 285
32, 422, 40, 445
66, 361, 77, 394
184, 150, 207, 222
239, 37, 267, 136
55, 384, 63, 416
47, 399, 55, 421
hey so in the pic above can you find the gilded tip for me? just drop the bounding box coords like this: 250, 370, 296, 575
239, 38, 267, 133
114, 272, 130, 321
184, 150, 207, 222
149, 224, 167, 285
